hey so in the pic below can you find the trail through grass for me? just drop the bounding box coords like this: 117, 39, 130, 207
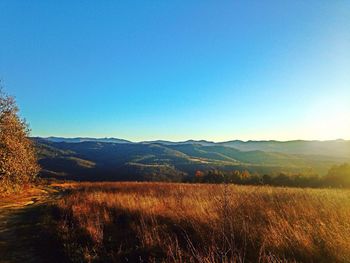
0, 186, 66, 263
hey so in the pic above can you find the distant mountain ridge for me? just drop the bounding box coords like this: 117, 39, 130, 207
141, 139, 217, 146
33, 137, 350, 181
35, 137, 350, 158
36, 136, 132, 144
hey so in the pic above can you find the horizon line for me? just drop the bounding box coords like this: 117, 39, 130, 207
32, 135, 349, 144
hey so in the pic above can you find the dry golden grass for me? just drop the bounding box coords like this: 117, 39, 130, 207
53, 182, 350, 262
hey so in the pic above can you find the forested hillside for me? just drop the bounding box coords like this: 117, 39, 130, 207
34, 138, 350, 186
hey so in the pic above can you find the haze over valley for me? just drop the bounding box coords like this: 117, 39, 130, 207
35, 137, 350, 183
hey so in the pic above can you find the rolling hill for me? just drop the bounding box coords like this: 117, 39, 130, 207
33, 138, 350, 181
218, 139, 350, 158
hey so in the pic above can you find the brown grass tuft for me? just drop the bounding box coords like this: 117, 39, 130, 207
53, 182, 350, 262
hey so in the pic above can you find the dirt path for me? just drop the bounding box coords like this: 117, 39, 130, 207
0, 187, 66, 263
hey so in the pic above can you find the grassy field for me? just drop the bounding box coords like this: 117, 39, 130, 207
52, 182, 350, 263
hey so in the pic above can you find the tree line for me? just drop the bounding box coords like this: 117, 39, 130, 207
190, 163, 350, 188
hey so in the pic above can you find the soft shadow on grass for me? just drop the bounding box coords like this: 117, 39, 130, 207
0, 201, 68, 262
51, 182, 350, 263
53, 204, 338, 263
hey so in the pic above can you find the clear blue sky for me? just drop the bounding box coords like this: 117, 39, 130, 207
1, 1, 349, 142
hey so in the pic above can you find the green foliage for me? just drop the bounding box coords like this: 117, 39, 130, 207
324, 163, 350, 187
194, 164, 350, 188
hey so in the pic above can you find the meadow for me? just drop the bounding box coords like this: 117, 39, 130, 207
52, 182, 350, 263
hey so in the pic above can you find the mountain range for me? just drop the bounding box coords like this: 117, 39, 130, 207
34, 137, 350, 181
